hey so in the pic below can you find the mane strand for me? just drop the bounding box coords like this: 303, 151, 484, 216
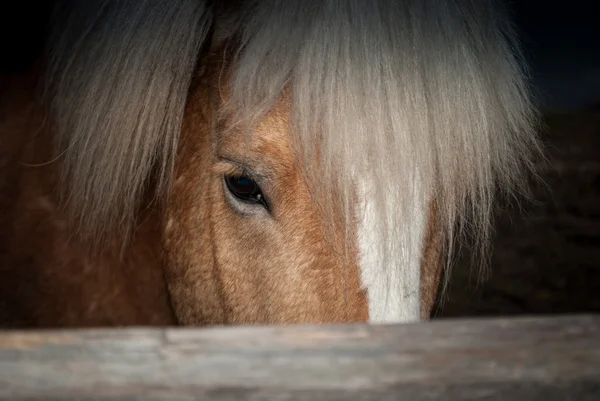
45, 0, 213, 242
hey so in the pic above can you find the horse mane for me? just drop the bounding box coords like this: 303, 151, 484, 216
45, 0, 540, 299
44, 0, 213, 241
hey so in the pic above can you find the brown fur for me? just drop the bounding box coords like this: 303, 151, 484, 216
0, 71, 175, 327
419, 203, 445, 320
162, 57, 370, 325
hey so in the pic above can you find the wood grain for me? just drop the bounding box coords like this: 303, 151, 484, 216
0, 315, 599, 400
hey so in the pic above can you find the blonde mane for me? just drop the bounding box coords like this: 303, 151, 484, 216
45, 0, 540, 300
45, 0, 213, 240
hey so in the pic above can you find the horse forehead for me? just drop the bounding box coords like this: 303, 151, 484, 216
219, 103, 296, 164
253, 110, 291, 153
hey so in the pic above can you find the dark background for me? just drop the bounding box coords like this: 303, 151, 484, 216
509, 0, 600, 111
440, 0, 600, 317
1, 1, 599, 318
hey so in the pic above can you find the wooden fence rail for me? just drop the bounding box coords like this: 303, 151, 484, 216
0, 315, 599, 400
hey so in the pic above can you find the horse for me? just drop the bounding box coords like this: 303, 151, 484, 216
0, 0, 540, 328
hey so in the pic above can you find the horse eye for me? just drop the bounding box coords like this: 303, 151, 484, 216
224, 175, 268, 209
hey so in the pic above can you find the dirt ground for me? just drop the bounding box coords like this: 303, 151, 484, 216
437, 110, 600, 318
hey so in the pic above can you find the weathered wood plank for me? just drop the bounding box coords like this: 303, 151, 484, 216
0, 315, 599, 400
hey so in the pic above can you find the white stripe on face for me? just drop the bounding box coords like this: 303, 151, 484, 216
356, 179, 425, 323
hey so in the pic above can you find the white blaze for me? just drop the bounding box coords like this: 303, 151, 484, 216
356, 178, 426, 324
